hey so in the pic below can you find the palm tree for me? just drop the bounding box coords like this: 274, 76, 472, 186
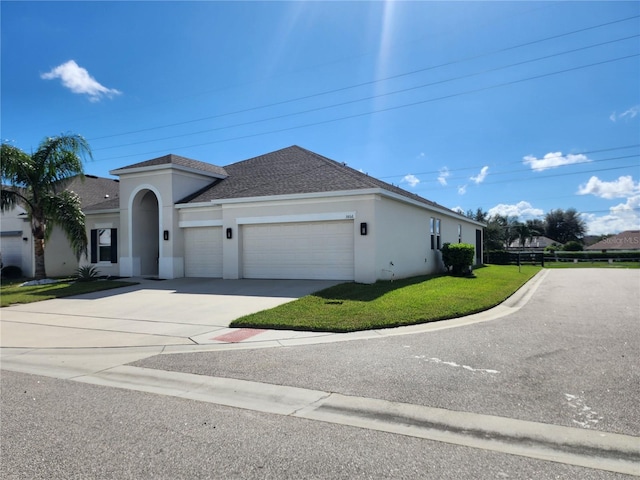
513, 222, 533, 250
1, 134, 92, 279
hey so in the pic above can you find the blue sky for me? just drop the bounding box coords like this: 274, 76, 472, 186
2, 1, 639, 235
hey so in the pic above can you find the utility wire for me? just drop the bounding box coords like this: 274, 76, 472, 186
401, 153, 640, 184
380, 145, 640, 180
92, 34, 640, 152
94, 52, 640, 163
88, 14, 640, 142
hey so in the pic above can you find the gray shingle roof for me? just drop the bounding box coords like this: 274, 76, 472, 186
114, 154, 228, 177
56, 175, 120, 209
3, 175, 120, 212
585, 230, 640, 251
183, 145, 445, 210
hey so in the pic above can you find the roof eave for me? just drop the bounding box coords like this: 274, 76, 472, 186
110, 163, 227, 179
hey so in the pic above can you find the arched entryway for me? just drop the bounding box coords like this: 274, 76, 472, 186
131, 189, 160, 277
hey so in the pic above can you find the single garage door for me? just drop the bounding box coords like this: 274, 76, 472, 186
242, 221, 354, 280
1, 234, 23, 269
183, 227, 223, 277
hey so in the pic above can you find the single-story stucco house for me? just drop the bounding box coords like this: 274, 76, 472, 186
3, 146, 485, 283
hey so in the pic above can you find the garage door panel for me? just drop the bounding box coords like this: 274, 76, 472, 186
184, 227, 223, 278
1, 236, 23, 269
242, 221, 354, 280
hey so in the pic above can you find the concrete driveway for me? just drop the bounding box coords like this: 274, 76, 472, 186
0, 277, 341, 348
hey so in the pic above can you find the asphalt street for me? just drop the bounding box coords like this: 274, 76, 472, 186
136, 269, 640, 437
1, 268, 639, 479
1, 370, 634, 480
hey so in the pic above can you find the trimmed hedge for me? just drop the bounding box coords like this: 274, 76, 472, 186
545, 251, 640, 261
486, 250, 640, 265
441, 243, 475, 275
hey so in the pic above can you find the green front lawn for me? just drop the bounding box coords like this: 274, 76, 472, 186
231, 264, 542, 332
0, 279, 137, 307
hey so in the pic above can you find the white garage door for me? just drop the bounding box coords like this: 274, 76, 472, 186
1, 234, 23, 269
242, 221, 354, 280
183, 227, 223, 277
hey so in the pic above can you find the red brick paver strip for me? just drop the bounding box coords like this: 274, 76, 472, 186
211, 329, 267, 343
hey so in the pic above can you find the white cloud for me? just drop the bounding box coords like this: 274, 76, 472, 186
457, 184, 467, 195
416, 152, 426, 159
41, 60, 121, 102
577, 175, 640, 199
470, 166, 489, 184
451, 206, 465, 214
610, 105, 640, 122
437, 167, 450, 186
401, 174, 420, 188
488, 201, 544, 220
523, 152, 590, 172
582, 196, 640, 235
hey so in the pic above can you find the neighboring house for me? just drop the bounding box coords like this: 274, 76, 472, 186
82, 146, 485, 283
585, 230, 640, 252
507, 236, 560, 251
0, 176, 120, 277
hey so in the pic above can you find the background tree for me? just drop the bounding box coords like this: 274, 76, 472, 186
465, 207, 488, 223
1, 134, 92, 279
526, 219, 545, 236
484, 215, 511, 251
544, 208, 586, 244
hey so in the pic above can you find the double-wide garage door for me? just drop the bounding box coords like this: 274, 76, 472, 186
183, 221, 355, 280
243, 221, 354, 280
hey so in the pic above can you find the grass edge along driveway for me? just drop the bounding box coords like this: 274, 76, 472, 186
231, 265, 542, 332
0, 280, 137, 307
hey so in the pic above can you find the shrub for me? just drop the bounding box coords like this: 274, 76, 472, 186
485, 250, 511, 265
76, 265, 100, 282
562, 241, 584, 251
441, 243, 475, 276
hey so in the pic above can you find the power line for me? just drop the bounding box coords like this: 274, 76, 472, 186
409, 163, 639, 199
92, 34, 639, 152
88, 14, 640, 142
407, 154, 640, 185
93, 52, 640, 163
382, 145, 640, 180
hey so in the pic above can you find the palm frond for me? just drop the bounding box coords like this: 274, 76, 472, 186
43, 191, 88, 260
1, 144, 34, 187
0, 187, 30, 212
32, 134, 92, 187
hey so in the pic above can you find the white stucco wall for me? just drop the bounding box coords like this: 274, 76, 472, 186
373, 196, 483, 281
114, 167, 217, 279
43, 227, 81, 277
83, 212, 121, 277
